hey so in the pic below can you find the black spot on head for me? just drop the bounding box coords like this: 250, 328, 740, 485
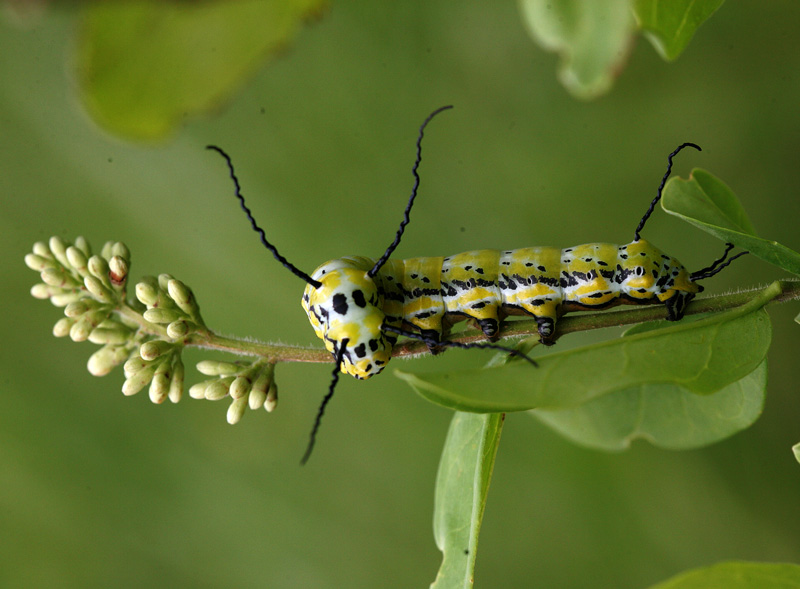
525, 262, 533, 267
640, 252, 647, 256
564, 248, 573, 253
352, 289, 367, 308
368, 338, 378, 351
584, 257, 593, 263
422, 276, 430, 283
410, 273, 418, 279
332, 293, 348, 315
465, 265, 472, 271
537, 265, 546, 272
620, 254, 628, 260
597, 260, 608, 266
354, 343, 367, 358
502, 261, 510, 266
476, 267, 484, 274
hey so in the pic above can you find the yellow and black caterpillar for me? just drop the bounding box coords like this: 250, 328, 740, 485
208, 106, 745, 462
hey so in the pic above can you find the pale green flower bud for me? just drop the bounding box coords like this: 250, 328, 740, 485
87, 344, 130, 376
69, 317, 93, 342
204, 377, 234, 401
53, 317, 75, 337
87, 255, 110, 281
50, 292, 85, 307
100, 241, 114, 261
88, 325, 131, 345
149, 363, 171, 404
143, 308, 183, 324
64, 299, 95, 318
166, 319, 190, 339
74, 236, 91, 258
227, 396, 248, 425
30, 283, 57, 299
189, 379, 213, 399
135, 281, 159, 307
248, 386, 267, 410
264, 382, 278, 412
108, 256, 128, 287
66, 246, 89, 276
84, 275, 114, 303
196, 360, 241, 376
25, 253, 56, 271
157, 273, 174, 292
32, 241, 50, 257
168, 359, 184, 403
140, 340, 172, 361
110, 241, 130, 262
167, 279, 199, 317
251, 369, 270, 395
122, 362, 158, 396
124, 356, 148, 378
41, 267, 80, 288
229, 376, 251, 400
49, 236, 69, 267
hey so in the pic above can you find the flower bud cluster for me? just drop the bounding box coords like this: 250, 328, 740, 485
123, 345, 185, 404
27, 236, 282, 425
135, 274, 205, 338
189, 360, 278, 424
26, 237, 137, 376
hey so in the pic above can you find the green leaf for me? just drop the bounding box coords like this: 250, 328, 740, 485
634, 0, 725, 61
396, 306, 771, 413
518, 0, 635, 99
532, 360, 766, 451
663, 169, 800, 276
430, 412, 503, 589
649, 561, 800, 589
76, 0, 327, 140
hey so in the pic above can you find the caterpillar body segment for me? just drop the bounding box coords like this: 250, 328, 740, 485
302, 239, 700, 379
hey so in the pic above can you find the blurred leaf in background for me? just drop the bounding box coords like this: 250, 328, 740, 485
77, 0, 327, 140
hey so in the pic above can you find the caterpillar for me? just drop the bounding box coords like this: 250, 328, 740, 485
207, 106, 746, 462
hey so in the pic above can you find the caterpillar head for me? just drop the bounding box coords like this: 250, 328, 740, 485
302, 258, 394, 379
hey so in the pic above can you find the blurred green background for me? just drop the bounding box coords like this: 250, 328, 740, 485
2, 3, 799, 588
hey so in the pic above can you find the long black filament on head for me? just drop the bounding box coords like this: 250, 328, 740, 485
206, 145, 322, 289
691, 243, 749, 281
300, 339, 349, 465
633, 142, 702, 242
368, 105, 454, 278
381, 325, 539, 368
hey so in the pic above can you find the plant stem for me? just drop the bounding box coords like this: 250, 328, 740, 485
130, 280, 800, 365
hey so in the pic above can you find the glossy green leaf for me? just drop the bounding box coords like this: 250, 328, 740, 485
430, 412, 503, 589
76, 0, 327, 140
517, 0, 635, 99
649, 561, 800, 589
634, 0, 725, 61
532, 360, 766, 451
663, 169, 800, 276
397, 307, 771, 413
